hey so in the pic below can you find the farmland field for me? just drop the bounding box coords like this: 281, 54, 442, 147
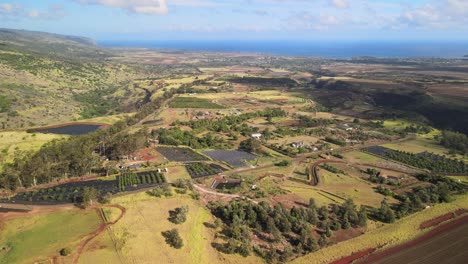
107, 193, 261, 264
156, 146, 208, 162
203, 150, 256, 167
168, 96, 225, 109
0, 209, 101, 264
185, 162, 226, 178
368, 220, 468, 264
316, 166, 389, 207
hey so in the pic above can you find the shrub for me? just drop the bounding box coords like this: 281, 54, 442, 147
60, 247, 72, 256
161, 229, 184, 249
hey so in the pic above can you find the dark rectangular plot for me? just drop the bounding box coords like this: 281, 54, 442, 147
156, 147, 208, 162
203, 150, 256, 168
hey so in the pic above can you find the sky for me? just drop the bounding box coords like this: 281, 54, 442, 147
0, 0, 468, 41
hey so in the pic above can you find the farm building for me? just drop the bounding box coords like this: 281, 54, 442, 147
251, 133, 262, 139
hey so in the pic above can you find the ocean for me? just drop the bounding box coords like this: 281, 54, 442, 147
98, 40, 468, 59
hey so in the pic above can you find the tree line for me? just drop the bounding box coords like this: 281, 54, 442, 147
0, 85, 191, 190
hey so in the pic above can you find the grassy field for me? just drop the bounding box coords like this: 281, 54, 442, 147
79, 113, 133, 124
78, 231, 121, 264
165, 166, 192, 182
0, 209, 100, 264
343, 151, 387, 163
168, 96, 225, 109
292, 193, 468, 264
317, 167, 388, 207
107, 193, 261, 264
282, 180, 340, 206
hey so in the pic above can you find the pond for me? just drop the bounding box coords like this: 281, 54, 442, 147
29, 122, 109, 135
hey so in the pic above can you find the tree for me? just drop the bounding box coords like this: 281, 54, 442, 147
239, 138, 262, 154
60, 247, 72, 256
162, 229, 184, 249
169, 206, 189, 224
378, 199, 395, 223
358, 206, 368, 227
82, 187, 99, 207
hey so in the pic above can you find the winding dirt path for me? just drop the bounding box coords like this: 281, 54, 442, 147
72, 204, 126, 264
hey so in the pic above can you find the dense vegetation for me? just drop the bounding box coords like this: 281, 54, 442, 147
440, 130, 468, 155
384, 150, 467, 173
392, 174, 466, 218
209, 198, 367, 262
176, 107, 287, 135
154, 128, 230, 149
73, 87, 117, 118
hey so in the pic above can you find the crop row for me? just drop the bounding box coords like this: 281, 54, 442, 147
118, 171, 166, 191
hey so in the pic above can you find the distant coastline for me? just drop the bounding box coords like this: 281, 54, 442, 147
99, 40, 468, 59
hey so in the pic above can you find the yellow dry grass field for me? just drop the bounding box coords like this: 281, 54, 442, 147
292, 194, 468, 264
282, 180, 341, 206
0, 131, 66, 169
317, 166, 389, 207
107, 193, 261, 264
343, 151, 387, 163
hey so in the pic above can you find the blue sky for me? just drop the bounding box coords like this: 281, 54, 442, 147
0, 0, 467, 41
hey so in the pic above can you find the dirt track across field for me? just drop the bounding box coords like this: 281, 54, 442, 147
72, 204, 126, 264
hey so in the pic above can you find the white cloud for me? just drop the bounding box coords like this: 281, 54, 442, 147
75, 0, 168, 15
330, 0, 348, 9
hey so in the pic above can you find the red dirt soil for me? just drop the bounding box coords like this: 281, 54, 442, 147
357, 214, 468, 264
419, 209, 467, 229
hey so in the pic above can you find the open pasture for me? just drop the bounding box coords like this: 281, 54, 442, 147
0, 209, 101, 264
316, 165, 389, 207
107, 193, 261, 264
